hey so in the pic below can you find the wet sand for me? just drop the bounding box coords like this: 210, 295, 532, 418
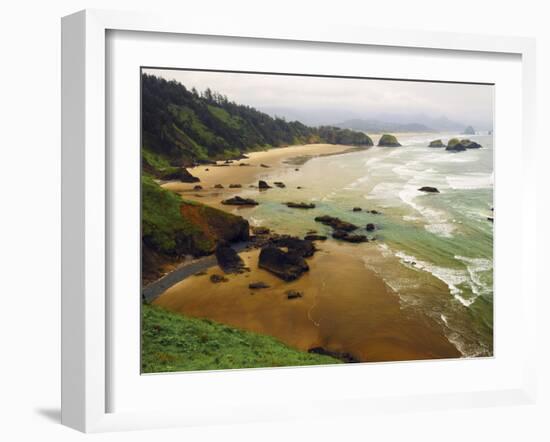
154, 241, 460, 362
162, 143, 362, 208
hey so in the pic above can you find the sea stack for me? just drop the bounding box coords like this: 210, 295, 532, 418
463, 125, 476, 135
377, 134, 401, 147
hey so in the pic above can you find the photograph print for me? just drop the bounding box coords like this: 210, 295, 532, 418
140, 68, 494, 373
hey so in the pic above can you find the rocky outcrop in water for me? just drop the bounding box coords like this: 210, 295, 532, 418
314, 215, 358, 232
222, 196, 259, 206
286, 202, 316, 209
446, 138, 482, 152
366, 223, 376, 232
332, 230, 368, 243
418, 186, 440, 193
378, 134, 402, 147
463, 125, 476, 135
428, 139, 445, 148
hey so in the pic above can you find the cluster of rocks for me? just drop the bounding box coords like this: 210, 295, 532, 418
428, 138, 483, 151
314, 214, 377, 243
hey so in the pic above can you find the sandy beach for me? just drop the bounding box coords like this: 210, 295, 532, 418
161, 143, 361, 208
153, 142, 462, 362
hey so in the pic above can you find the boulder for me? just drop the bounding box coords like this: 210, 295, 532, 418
239, 163, 250, 167
252, 226, 270, 235
366, 223, 375, 232
378, 134, 402, 147
258, 246, 309, 281
271, 236, 316, 258
428, 139, 445, 148
229, 184, 242, 188
286, 202, 316, 209
314, 215, 358, 232
258, 180, 272, 189
274, 181, 286, 188
332, 230, 368, 243
369, 210, 382, 215
213, 184, 224, 189
193, 185, 203, 190
215, 245, 245, 274
461, 139, 482, 149
446, 138, 466, 152
221, 196, 259, 206
260, 164, 270, 168
249, 281, 270, 289
304, 234, 328, 241
162, 167, 200, 183
286, 290, 303, 300
352, 207, 362, 212
418, 186, 440, 193
210, 274, 228, 283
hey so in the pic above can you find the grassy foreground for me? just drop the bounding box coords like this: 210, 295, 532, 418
142, 304, 341, 373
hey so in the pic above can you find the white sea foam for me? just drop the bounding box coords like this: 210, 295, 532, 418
398, 184, 456, 238
446, 172, 493, 190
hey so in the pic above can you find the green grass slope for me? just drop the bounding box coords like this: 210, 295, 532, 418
142, 304, 341, 372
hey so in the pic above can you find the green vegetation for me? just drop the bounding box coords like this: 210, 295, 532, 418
142, 73, 373, 175
377, 134, 401, 147
141, 176, 249, 257
142, 304, 341, 372
428, 139, 445, 147
447, 138, 461, 148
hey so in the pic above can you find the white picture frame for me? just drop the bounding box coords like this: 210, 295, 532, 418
61, 9, 538, 433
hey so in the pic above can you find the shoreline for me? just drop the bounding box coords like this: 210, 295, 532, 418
161, 143, 368, 208
151, 138, 465, 363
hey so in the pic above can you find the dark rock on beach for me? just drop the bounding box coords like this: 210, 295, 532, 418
249, 281, 270, 289
229, 184, 242, 188
260, 164, 270, 168
332, 230, 368, 243
366, 223, 375, 232
252, 226, 270, 235
210, 274, 228, 283
162, 167, 200, 183
274, 181, 286, 188
418, 186, 440, 193
369, 210, 381, 215
286, 290, 303, 300
214, 184, 224, 189
271, 236, 316, 258
352, 207, 362, 212
258, 180, 272, 189
304, 234, 328, 241
286, 202, 316, 209
258, 246, 309, 281
221, 196, 259, 206
215, 245, 245, 274
308, 347, 360, 363
315, 215, 358, 232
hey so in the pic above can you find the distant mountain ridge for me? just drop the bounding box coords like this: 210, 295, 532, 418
335, 118, 433, 133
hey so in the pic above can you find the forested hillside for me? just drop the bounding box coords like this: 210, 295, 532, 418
141, 73, 373, 176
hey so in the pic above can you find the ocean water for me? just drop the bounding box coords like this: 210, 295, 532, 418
237, 133, 494, 357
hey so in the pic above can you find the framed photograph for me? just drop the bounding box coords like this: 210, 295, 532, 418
61, 9, 538, 432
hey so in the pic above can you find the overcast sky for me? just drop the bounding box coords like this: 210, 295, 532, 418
144, 68, 494, 130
